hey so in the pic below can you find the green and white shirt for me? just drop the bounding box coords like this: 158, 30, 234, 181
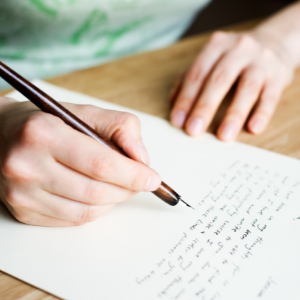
0, 0, 211, 89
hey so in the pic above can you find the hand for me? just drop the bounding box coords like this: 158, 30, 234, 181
170, 29, 295, 141
0, 99, 161, 226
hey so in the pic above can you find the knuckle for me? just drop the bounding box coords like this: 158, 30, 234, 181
235, 34, 255, 50
211, 31, 228, 43
111, 112, 142, 140
186, 67, 202, 82
78, 206, 99, 223
13, 212, 32, 225
5, 189, 19, 207
20, 113, 55, 144
84, 183, 104, 204
77, 104, 100, 124
175, 95, 194, 108
6, 190, 27, 209
73, 221, 87, 226
256, 109, 271, 120
263, 93, 279, 106
260, 46, 275, 60
226, 108, 246, 122
89, 153, 113, 179
1, 152, 19, 178
195, 102, 215, 116
121, 112, 141, 129
240, 77, 260, 94
211, 68, 229, 86
129, 174, 142, 191
78, 104, 94, 114
127, 166, 146, 191
126, 191, 137, 202
2, 150, 37, 181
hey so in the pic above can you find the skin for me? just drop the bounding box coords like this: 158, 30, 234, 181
0, 98, 161, 226
170, 1, 300, 141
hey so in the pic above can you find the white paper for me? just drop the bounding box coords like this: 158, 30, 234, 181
1, 80, 300, 300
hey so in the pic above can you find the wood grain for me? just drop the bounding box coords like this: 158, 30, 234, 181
1, 19, 300, 299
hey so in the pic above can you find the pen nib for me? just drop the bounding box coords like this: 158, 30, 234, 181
180, 199, 195, 210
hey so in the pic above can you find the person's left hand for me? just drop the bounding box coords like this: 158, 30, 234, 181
169, 29, 295, 141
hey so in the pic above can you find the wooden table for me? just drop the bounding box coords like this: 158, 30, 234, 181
1, 20, 300, 300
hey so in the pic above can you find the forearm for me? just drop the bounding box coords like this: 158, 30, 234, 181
254, 1, 300, 69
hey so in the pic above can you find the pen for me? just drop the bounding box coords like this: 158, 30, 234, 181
0, 61, 194, 209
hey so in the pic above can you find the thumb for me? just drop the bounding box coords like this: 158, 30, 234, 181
68, 104, 150, 165
109, 111, 150, 166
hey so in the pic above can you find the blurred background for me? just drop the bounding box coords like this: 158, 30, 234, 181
183, 0, 295, 38
0, 0, 296, 91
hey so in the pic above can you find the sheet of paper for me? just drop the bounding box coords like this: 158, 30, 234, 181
1, 80, 300, 300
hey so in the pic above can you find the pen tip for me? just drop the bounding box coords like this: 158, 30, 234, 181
180, 199, 195, 210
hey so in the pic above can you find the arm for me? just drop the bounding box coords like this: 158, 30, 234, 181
170, 1, 300, 141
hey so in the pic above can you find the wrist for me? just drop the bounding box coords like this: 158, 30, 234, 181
251, 2, 300, 71
252, 24, 300, 72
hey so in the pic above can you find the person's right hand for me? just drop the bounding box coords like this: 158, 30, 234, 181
0, 98, 161, 227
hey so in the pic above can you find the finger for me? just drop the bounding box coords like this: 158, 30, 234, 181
67, 104, 150, 165
6, 205, 86, 227
33, 214, 86, 226
22, 213, 86, 227
171, 31, 235, 128
185, 34, 259, 136
8, 187, 115, 223
50, 123, 161, 192
247, 79, 284, 134
217, 67, 265, 141
40, 192, 115, 223
169, 72, 186, 106
42, 161, 135, 205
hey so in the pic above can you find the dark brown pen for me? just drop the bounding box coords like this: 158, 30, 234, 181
0, 61, 194, 209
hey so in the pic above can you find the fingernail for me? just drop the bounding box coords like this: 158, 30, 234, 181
221, 122, 237, 141
144, 176, 161, 192
188, 117, 204, 136
250, 118, 266, 134
137, 141, 150, 165
172, 110, 186, 128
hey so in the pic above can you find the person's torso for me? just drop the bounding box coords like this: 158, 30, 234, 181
0, 0, 211, 88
